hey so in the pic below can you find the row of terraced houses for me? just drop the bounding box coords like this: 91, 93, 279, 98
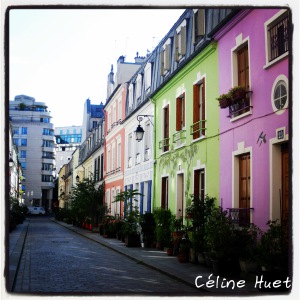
58, 8, 290, 232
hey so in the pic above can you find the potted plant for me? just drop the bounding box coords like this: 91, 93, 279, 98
238, 224, 262, 274
140, 212, 156, 248
217, 93, 232, 108
185, 195, 215, 264
257, 220, 289, 281
177, 235, 191, 263
228, 86, 246, 102
204, 206, 240, 276
113, 189, 143, 247
153, 208, 173, 249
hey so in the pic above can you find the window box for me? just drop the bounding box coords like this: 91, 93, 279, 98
228, 86, 247, 102
217, 94, 232, 109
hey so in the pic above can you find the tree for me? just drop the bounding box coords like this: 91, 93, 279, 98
70, 178, 105, 226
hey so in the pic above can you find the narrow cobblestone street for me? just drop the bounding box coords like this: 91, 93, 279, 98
13, 216, 198, 295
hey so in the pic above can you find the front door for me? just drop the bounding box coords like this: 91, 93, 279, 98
281, 144, 289, 225
239, 154, 251, 225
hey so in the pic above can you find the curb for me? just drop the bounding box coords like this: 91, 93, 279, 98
8, 219, 30, 292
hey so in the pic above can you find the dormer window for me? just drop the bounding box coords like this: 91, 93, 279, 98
136, 74, 142, 102
128, 84, 134, 109
193, 9, 205, 44
175, 20, 187, 62
160, 39, 171, 76
144, 62, 152, 94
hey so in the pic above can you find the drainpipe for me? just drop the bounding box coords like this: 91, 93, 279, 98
149, 97, 156, 212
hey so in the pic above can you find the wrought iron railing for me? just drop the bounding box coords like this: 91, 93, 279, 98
173, 130, 186, 143
190, 120, 206, 138
227, 207, 254, 227
159, 138, 170, 152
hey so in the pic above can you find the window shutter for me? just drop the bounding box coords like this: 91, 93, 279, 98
182, 93, 185, 128
201, 78, 206, 136
160, 50, 164, 76
176, 97, 181, 131
193, 84, 199, 123
175, 32, 179, 62
194, 170, 200, 198
197, 9, 205, 36
164, 44, 171, 71
237, 46, 249, 90
181, 26, 186, 55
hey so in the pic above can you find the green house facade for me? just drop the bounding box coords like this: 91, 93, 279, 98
152, 41, 220, 219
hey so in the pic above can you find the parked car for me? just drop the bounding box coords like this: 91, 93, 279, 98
27, 206, 46, 215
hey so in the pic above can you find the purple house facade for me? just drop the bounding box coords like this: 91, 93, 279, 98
213, 9, 290, 231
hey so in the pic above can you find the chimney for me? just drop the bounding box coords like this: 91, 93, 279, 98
117, 55, 125, 64
134, 52, 146, 64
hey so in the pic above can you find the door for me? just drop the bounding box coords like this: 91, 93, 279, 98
161, 177, 169, 209
239, 154, 251, 225
281, 144, 289, 225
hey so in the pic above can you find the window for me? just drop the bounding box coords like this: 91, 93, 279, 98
194, 169, 205, 200
161, 177, 169, 209
117, 142, 121, 170
21, 127, 27, 134
265, 10, 289, 64
230, 44, 251, 118
193, 9, 205, 44
42, 151, 54, 159
144, 123, 151, 161
192, 79, 206, 139
175, 21, 187, 62
271, 75, 288, 115
42, 163, 53, 171
239, 154, 251, 225
42, 175, 53, 182
21, 139, 27, 146
100, 154, 104, 180
144, 63, 152, 94
13, 128, 19, 135
43, 128, 54, 136
118, 100, 122, 121
136, 74, 142, 102
159, 105, 170, 152
107, 150, 111, 173
42, 140, 54, 147
93, 121, 97, 128
73, 129, 76, 134
13, 138, 18, 146
176, 94, 185, 131
128, 84, 134, 109
20, 150, 26, 158
21, 162, 26, 170
60, 130, 63, 134
128, 134, 132, 167
160, 40, 171, 76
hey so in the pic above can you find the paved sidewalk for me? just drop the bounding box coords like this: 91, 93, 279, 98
53, 219, 259, 294
8, 218, 30, 292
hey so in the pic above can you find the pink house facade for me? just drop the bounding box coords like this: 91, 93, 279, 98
213, 9, 290, 231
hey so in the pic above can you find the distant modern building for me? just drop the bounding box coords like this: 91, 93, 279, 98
82, 99, 105, 142
54, 125, 82, 176
9, 95, 55, 210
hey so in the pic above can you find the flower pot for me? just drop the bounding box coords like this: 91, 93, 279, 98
177, 253, 188, 263
218, 96, 232, 108
125, 234, 141, 247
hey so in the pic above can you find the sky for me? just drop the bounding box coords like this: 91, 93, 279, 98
9, 8, 184, 127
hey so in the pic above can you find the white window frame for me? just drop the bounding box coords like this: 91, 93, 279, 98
271, 74, 288, 115
264, 9, 289, 69
193, 9, 205, 44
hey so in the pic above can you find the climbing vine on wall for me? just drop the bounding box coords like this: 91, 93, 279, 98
158, 143, 199, 203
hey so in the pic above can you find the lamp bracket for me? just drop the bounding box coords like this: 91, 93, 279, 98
136, 114, 154, 126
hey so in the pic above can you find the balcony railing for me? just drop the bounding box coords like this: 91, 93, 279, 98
173, 130, 186, 144
159, 138, 170, 152
228, 91, 253, 119
227, 208, 254, 227
190, 120, 206, 139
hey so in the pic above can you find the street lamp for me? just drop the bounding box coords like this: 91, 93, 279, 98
134, 115, 153, 142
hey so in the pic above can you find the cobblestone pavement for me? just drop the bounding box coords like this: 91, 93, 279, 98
13, 217, 199, 295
